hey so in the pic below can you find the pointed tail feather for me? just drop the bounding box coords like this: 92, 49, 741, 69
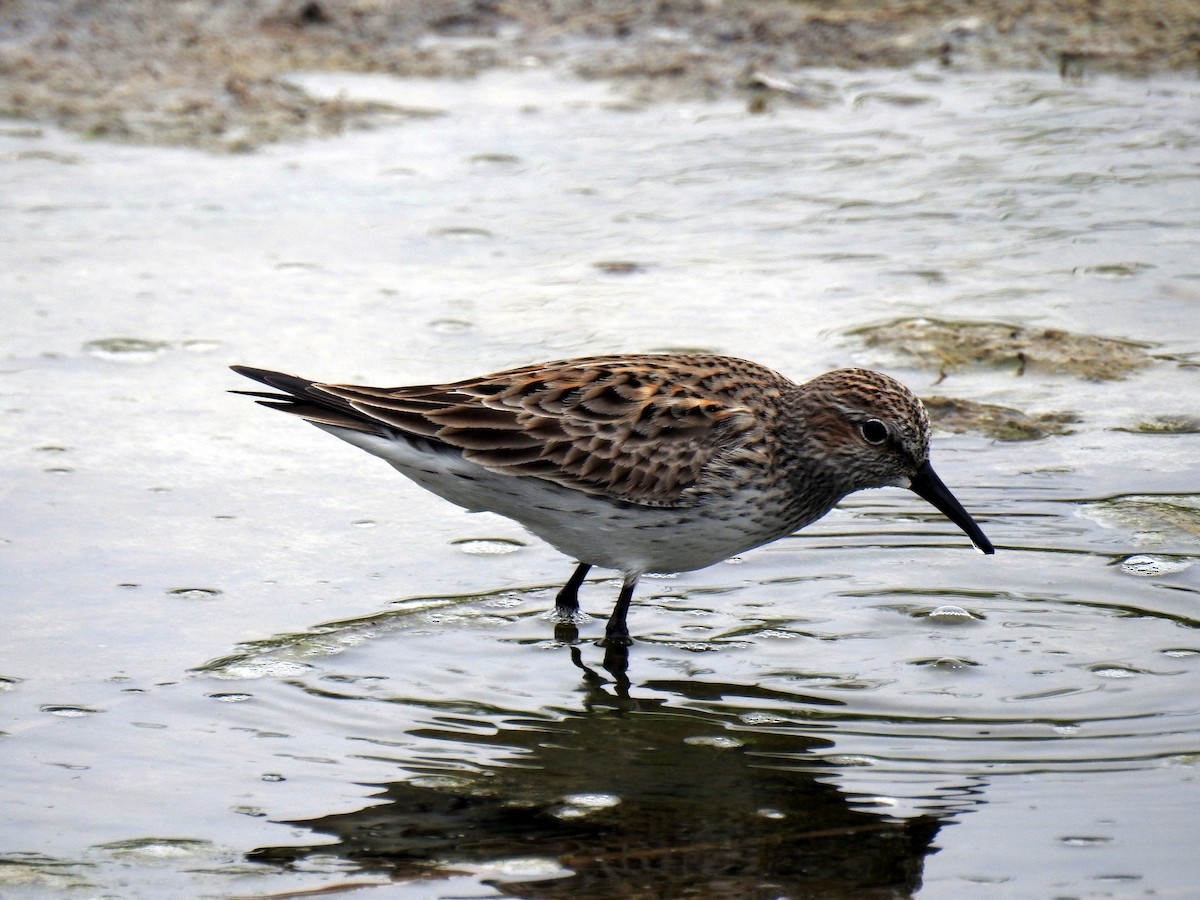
229, 365, 386, 435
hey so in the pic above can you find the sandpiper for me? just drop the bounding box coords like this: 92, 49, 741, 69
232, 355, 993, 645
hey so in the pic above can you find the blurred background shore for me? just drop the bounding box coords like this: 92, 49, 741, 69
2, 0, 1197, 151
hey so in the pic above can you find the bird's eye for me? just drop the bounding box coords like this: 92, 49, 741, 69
860, 419, 888, 445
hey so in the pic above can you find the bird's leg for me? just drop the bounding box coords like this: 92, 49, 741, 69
600, 575, 638, 647
552, 562, 591, 623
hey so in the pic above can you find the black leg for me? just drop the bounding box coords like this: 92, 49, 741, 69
552, 562, 591, 623
600, 575, 638, 647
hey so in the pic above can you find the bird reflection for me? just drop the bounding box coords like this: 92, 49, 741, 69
566, 636, 633, 706
250, 652, 946, 898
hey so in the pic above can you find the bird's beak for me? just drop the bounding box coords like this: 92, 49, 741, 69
909, 461, 995, 554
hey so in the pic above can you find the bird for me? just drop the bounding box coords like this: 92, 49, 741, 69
231, 354, 994, 645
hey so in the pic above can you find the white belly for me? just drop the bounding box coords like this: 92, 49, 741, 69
318, 424, 793, 577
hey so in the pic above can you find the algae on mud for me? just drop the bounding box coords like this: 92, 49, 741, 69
850, 317, 1157, 380
1084, 494, 1200, 545
922, 395, 1078, 441
1114, 415, 1200, 435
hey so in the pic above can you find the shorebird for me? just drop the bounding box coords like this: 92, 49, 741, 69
232, 355, 993, 645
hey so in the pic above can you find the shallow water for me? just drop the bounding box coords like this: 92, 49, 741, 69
2, 65, 1200, 897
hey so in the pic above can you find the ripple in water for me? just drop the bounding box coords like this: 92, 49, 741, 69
82, 337, 171, 363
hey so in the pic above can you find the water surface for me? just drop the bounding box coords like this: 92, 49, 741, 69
2, 65, 1199, 897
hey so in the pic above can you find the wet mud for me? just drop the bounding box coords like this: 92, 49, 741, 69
1, 0, 1197, 150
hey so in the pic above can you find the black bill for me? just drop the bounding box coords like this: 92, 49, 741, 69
909, 460, 995, 554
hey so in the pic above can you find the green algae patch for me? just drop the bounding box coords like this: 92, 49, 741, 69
851, 318, 1155, 380
923, 396, 1078, 441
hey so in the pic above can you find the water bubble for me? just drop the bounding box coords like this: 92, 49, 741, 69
925, 604, 980, 623
83, 337, 170, 363
1162, 648, 1200, 658
207, 692, 253, 703
210, 660, 311, 680
757, 629, 799, 639
167, 587, 223, 600
1060, 835, 1113, 847
474, 857, 570, 880
484, 595, 524, 609
739, 711, 787, 725
180, 339, 221, 353
683, 735, 744, 749
469, 152, 522, 167
261, 773, 286, 782
551, 803, 605, 821
430, 226, 492, 241
676, 642, 720, 653
1082, 263, 1153, 279
1090, 664, 1140, 679
429, 318, 474, 334
1119, 554, 1190, 576
410, 775, 470, 790
592, 259, 645, 275
757, 808, 786, 819
451, 538, 524, 555
913, 656, 978, 670
823, 754, 877, 767
93, 837, 214, 860
561, 792, 621, 810
41, 705, 98, 717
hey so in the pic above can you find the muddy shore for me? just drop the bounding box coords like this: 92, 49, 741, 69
1, 0, 1197, 151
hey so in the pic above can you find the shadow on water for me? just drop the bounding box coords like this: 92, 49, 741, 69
250, 652, 946, 898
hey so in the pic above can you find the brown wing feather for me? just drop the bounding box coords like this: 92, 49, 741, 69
314, 355, 785, 506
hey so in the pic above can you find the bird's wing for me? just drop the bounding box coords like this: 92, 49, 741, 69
233, 356, 776, 506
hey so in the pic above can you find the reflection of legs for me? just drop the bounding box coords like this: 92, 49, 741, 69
569, 644, 632, 701
601, 575, 638, 647
553, 562, 591, 620
601, 642, 630, 692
